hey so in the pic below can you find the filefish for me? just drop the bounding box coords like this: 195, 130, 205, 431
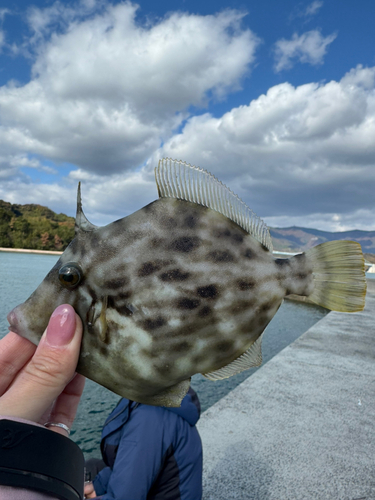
7, 159, 367, 406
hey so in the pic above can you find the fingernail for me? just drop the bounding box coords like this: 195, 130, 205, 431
46, 305, 76, 346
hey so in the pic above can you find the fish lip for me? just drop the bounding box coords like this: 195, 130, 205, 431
7, 308, 20, 335
8, 325, 20, 335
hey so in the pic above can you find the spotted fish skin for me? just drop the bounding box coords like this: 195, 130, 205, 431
7, 159, 366, 406
7, 197, 314, 404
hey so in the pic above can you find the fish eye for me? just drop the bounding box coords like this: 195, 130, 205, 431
58, 262, 82, 289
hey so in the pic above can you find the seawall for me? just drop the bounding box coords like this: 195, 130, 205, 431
197, 280, 375, 500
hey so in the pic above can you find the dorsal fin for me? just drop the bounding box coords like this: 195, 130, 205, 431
155, 158, 273, 251
202, 331, 265, 381
75, 182, 97, 234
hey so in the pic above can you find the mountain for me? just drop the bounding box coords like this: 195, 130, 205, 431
270, 226, 375, 255
0, 200, 75, 251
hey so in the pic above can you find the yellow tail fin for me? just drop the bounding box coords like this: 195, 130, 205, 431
305, 241, 367, 312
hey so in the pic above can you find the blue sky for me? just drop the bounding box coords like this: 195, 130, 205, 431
0, 0, 374, 231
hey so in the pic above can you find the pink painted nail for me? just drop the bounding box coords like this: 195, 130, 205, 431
46, 305, 76, 346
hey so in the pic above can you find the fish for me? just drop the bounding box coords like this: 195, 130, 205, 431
7, 159, 367, 406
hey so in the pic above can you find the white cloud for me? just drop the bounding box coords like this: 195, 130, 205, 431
153, 65, 375, 231
0, 178, 76, 215
0, 2, 259, 174
289, 1, 323, 23
0, 8, 10, 21
266, 209, 375, 233
25, 0, 105, 46
0, 2, 374, 233
274, 30, 336, 72
341, 65, 375, 89
0, 9, 14, 54
2, 65, 375, 232
304, 1, 323, 17
68, 166, 156, 223
0, 166, 157, 226
9, 155, 57, 174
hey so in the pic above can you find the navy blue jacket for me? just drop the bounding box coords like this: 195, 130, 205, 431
93, 388, 202, 500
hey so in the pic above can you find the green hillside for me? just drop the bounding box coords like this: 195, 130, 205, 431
0, 200, 75, 251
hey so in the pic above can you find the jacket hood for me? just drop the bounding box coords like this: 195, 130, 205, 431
166, 387, 201, 426
102, 388, 201, 441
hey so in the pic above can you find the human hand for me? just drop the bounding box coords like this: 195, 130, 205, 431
84, 481, 97, 498
0, 304, 85, 436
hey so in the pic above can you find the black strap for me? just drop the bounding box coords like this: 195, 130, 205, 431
0, 419, 84, 500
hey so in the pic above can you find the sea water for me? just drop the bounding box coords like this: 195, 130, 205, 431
0, 251, 335, 457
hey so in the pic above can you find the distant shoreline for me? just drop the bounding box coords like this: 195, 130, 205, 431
0, 247, 63, 255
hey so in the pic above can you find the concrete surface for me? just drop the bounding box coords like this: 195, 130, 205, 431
197, 280, 375, 500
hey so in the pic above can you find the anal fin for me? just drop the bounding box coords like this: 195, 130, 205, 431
203, 332, 264, 381
141, 378, 191, 407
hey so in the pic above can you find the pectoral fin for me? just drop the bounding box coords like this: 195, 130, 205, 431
86, 296, 109, 343
98, 296, 108, 343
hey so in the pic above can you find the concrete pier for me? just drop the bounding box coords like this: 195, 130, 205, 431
197, 280, 375, 500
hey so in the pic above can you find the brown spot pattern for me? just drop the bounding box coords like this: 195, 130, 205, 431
103, 277, 129, 289
142, 317, 166, 331
184, 215, 197, 228
176, 297, 201, 310
231, 232, 244, 244
138, 261, 163, 277
160, 269, 190, 282
214, 228, 231, 239
174, 341, 191, 352
198, 306, 212, 317
216, 340, 234, 353
244, 249, 254, 259
238, 280, 255, 291
208, 250, 234, 263
275, 258, 290, 267
150, 238, 163, 248
170, 236, 200, 253
197, 285, 219, 299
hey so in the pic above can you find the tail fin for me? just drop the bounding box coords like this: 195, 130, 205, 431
305, 241, 366, 312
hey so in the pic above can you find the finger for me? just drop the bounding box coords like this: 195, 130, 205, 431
84, 482, 95, 495
0, 305, 83, 422
45, 373, 86, 436
0, 332, 36, 395
84, 482, 96, 499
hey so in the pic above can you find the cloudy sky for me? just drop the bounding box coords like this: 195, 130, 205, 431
0, 0, 374, 231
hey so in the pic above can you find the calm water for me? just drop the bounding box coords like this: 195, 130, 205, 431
0, 251, 334, 458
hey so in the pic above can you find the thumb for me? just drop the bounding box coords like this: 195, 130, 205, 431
1, 304, 83, 422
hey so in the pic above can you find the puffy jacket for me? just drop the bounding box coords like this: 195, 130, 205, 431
93, 388, 202, 500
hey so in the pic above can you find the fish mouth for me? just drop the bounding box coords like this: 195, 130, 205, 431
7, 308, 20, 335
